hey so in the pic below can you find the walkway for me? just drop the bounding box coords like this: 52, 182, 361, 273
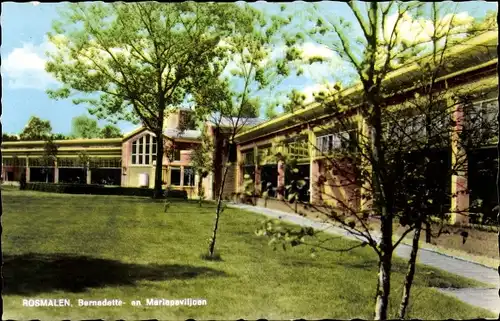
229, 203, 500, 315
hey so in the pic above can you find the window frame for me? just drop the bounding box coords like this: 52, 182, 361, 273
170, 167, 181, 186
183, 166, 195, 187
131, 133, 157, 166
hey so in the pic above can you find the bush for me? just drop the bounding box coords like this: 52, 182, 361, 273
23, 182, 188, 199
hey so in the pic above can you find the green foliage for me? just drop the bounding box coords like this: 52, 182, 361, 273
71, 115, 101, 139
2, 133, 19, 141
45, 2, 245, 194
242, 174, 255, 196
283, 89, 307, 113
255, 219, 316, 252
52, 133, 69, 140
19, 116, 52, 141
190, 128, 214, 204
100, 124, 122, 138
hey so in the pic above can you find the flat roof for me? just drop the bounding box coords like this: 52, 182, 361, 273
235, 31, 498, 143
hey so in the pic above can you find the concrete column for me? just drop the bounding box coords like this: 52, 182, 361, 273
277, 160, 285, 200
26, 157, 30, 183
150, 164, 155, 188
358, 115, 372, 213
54, 159, 59, 183
180, 166, 185, 187
86, 161, 91, 185
308, 128, 317, 204
450, 102, 469, 225
236, 145, 243, 193
310, 160, 322, 204
204, 173, 214, 200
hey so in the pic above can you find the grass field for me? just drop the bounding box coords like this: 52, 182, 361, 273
2, 188, 495, 320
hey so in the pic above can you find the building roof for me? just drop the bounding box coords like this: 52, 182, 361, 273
209, 116, 265, 128
234, 31, 498, 143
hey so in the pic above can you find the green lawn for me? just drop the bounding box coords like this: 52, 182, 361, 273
2, 188, 495, 320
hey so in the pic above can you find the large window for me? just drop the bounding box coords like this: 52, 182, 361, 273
243, 149, 255, 165
183, 167, 195, 186
170, 167, 181, 186
2, 157, 26, 167
132, 134, 157, 165
90, 158, 122, 168
316, 131, 353, 154
468, 98, 498, 138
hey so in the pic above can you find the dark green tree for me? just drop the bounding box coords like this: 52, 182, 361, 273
71, 115, 101, 139
19, 116, 52, 141
100, 124, 122, 138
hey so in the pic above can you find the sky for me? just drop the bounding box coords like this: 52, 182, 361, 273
1, 1, 497, 136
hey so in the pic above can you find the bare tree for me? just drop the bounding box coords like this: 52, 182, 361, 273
257, 2, 497, 319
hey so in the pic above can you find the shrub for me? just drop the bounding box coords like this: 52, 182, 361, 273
23, 182, 188, 199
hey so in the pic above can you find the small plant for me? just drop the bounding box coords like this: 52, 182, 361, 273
262, 182, 273, 208
286, 171, 307, 214
240, 174, 255, 205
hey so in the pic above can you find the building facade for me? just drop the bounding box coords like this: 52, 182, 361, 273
2, 32, 498, 225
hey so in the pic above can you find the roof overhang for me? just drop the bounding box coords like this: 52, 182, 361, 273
235, 31, 498, 144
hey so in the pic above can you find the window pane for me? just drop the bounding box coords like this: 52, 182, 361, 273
132, 141, 137, 155
145, 155, 150, 165
174, 149, 181, 161
132, 155, 136, 164
146, 136, 150, 154
139, 137, 143, 153
183, 167, 195, 186
152, 154, 157, 162
170, 168, 181, 186
138, 155, 143, 164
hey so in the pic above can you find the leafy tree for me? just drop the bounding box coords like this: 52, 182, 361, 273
77, 151, 92, 184
71, 115, 101, 139
190, 130, 214, 207
100, 124, 122, 138
192, 5, 295, 260
19, 116, 52, 141
2, 133, 19, 141
46, 2, 243, 198
283, 89, 306, 114
52, 133, 69, 140
257, 2, 496, 319
240, 174, 256, 205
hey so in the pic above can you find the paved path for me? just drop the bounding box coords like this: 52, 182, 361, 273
229, 203, 500, 315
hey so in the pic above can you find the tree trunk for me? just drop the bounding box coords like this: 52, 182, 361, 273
399, 220, 423, 319
496, 94, 500, 319
425, 221, 432, 244
375, 214, 393, 320
198, 175, 204, 207
153, 128, 164, 199
208, 164, 230, 258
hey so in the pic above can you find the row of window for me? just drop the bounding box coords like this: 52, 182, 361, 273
167, 167, 195, 186
2, 157, 123, 168
2, 157, 27, 167
288, 141, 310, 157
316, 131, 354, 154
131, 134, 158, 165
131, 134, 186, 165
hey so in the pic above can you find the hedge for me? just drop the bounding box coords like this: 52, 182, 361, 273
22, 182, 188, 199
